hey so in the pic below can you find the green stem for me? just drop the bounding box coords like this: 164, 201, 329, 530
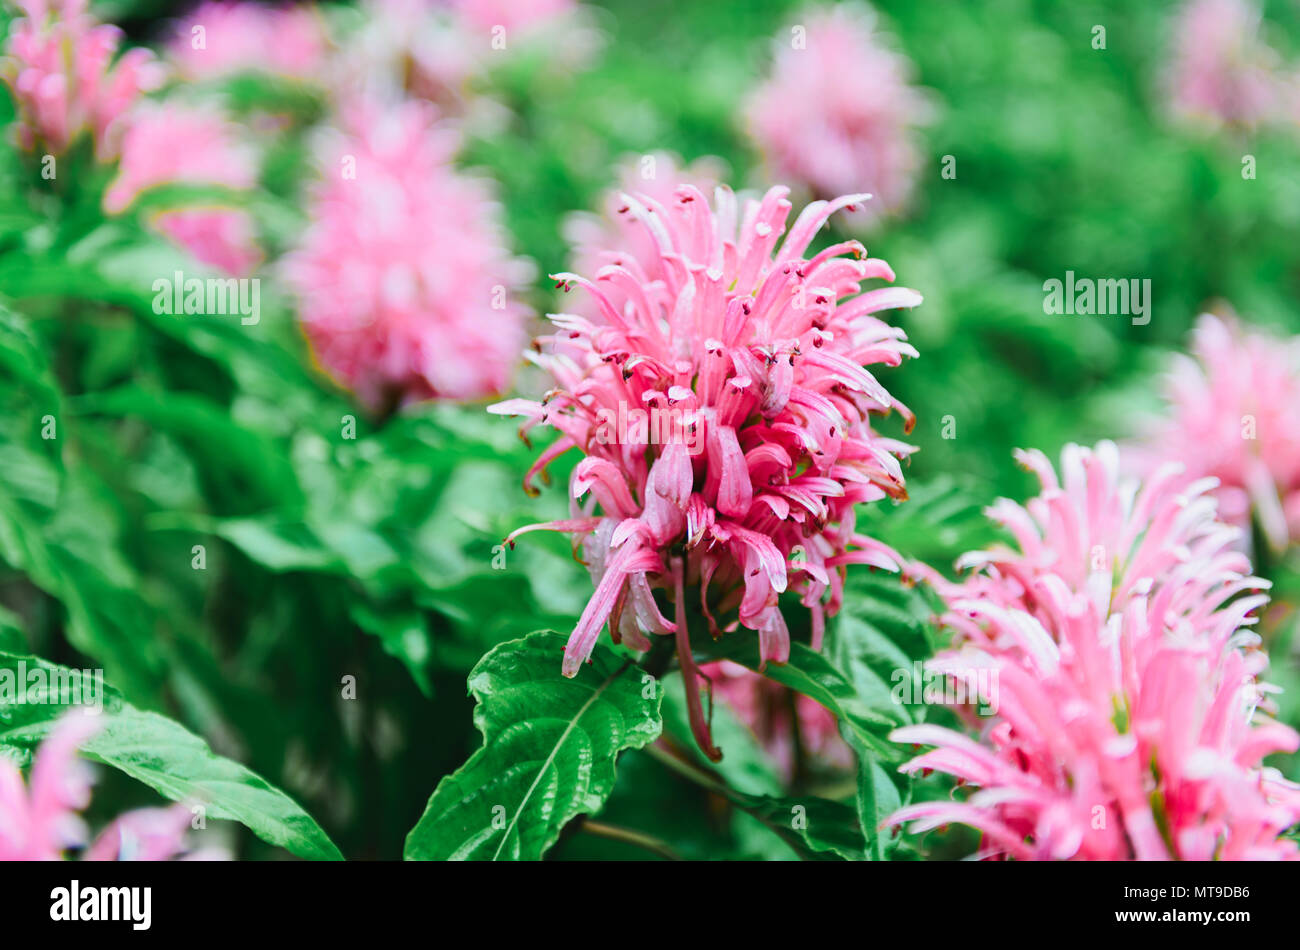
644, 740, 731, 796
671, 556, 721, 761
579, 819, 682, 861
643, 743, 814, 861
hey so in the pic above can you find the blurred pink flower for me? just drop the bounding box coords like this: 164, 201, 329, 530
168, 2, 329, 82
701, 660, 853, 779
335, 0, 593, 116
889, 442, 1300, 860
492, 183, 920, 757
81, 807, 201, 861
283, 98, 532, 410
744, 4, 927, 223
151, 210, 261, 278
1167, 0, 1283, 130
0, 714, 211, 861
0, 0, 164, 158
104, 102, 261, 276
103, 103, 257, 211
336, 1, 479, 115
1130, 314, 1300, 554
447, 0, 577, 36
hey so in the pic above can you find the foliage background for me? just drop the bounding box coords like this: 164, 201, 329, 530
1, 0, 1299, 859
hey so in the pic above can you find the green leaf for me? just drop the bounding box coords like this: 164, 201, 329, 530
856, 757, 904, 861
0, 605, 26, 653
0, 651, 342, 861
348, 601, 433, 698
853, 476, 996, 568
216, 517, 342, 573
732, 792, 866, 861
694, 575, 938, 859
700, 636, 903, 759
837, 571, 942, 678
659, 675, 864, 859
72, 386, 301, 511
660, 672, 782, 797
404, 630, 662, 860
0, 306, 60, 404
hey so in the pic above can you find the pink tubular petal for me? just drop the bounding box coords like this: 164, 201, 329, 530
573, 457, 639, 519
562, 542, 658, 677
756, 607, 790, 667
707, 423, 753, 518
504, 517, 605, 549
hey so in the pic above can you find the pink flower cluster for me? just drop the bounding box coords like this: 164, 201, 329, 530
492, 181, 920, 757
104, 102, 261, 276
1167, 0, 1298, 130
335, 0, 591, 118
0, 714, 212, 861
167, 2, 330, 82
283, 98, 531, 410
0, 0, 164, 158
701, 660, 853, 780
1131, 313, 1300, 555
744, 4, 927, 223
890, 442, 1300, 860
